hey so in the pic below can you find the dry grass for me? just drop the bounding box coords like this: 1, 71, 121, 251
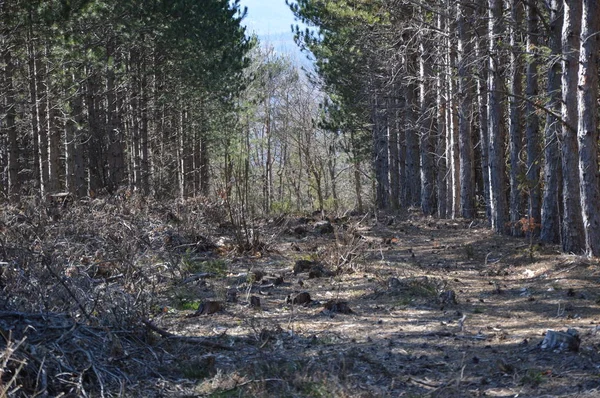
1, 199, 600, 397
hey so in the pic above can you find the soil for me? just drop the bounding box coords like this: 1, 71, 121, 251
3, 202, 600, 397
152, 211, 600, 397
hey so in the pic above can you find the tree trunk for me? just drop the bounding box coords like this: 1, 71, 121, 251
46, 45, 61, 194
3, 45, 20, 199
446, 4, 459, 219
525, 3, 541, 234
487, 0, 509, 234
86, 71, 103, 195
540, 0, 563, 244
140, 60, 150, 195
373, 94, 389, 210
419, 39, 436, 216
457, 0, 475, 218
475, 9, 491, 223
508, 0, 524, 236
389, 95, 400, 210
576, 0, 600, 256
264, 97, 273, 213
404, 81, 420, 207
560, 0, 585, 253
436, 8, 448, 219
200, 135, 210, 196
27, 30, 46, 197
106, 39, 124, 192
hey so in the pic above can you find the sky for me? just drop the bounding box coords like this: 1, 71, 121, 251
237, 0, 310, 65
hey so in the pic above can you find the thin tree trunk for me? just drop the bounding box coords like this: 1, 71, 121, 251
475, 11, 491, 223
106, 39, 124, 192
419, 38, 436, 216
397, 95, 407, 208
3, 44, 19, 199
200, 135, 210, 196
508, 0, 524, 236
404, 81, 420, 207
140, 59, 150, 195
457, 0, 475, 218
86, 71, 103, 195
46, 45, 61, 194
560, 0, 585, 253
488, 0, 509, 234
540, 0, 563, 244
446, 4, 459, 219
373, 94, 389, 210
27, 30, 45, 197
576, 0, 600, 256
264, 97, 272, 213
69, 76, 87, 198
436, 7, 448, 219
525, 3, 541, 234
389, 95, 400, 210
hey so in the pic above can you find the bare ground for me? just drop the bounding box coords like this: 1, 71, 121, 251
2, 201, 600, 397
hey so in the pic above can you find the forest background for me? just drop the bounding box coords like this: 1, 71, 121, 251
1, 1, 600, 396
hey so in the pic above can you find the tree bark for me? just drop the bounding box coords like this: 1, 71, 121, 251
436, 7, 448, 219
3, 41, 19, 199
46, 44, 61, 194
525, 3, 541, 234
27, 29, 46, 197
446, 4, 459, 219
106, 39, 125, 192
576, 0, 600, 256
419, 38, 436, 216
457, 0, 475, 219
404, 80, 420, 207
389, 94, 400, 210
560, 0, 585, 253
508, 0, 524, 236
474, 8, 491, 223
372, 94, 389, 210
487, 0, 509, 234
540, 0, 563, 244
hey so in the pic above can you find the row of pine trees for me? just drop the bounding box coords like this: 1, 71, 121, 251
291, 0, 600, 256
2, 0, 600, 258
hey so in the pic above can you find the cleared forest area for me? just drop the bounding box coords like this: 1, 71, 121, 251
1, 199, 599, 397
2, 0, 600, 396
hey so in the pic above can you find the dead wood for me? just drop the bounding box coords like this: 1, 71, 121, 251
141, 319, 234, 351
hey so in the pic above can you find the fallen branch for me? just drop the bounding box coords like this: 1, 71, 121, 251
141, 319, 234, 351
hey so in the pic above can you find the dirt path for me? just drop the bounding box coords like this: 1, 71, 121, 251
151, 213, 600, 397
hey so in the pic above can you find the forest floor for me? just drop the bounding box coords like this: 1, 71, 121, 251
2, 198, 600, 397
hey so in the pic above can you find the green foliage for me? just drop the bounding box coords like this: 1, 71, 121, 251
520, 369, 545, 387
289, 0, 380, 159
182, 256, 227, 276
170, 288, 201, 310
271, 200, 294, 215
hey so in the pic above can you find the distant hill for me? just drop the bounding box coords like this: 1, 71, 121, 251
256, 31, 314, 70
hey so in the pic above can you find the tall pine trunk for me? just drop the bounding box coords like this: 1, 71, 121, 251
560, 0, 585, 253
419, 38, 436, 216
540, 0, 563, 244
576, 0, 600, 256
389, 94, 401, 210
487, 0, 509, 234
508, 0, 524, 236
457, 0, 475, 218
372, 94, 389, 210
525, 3, 541, 234
436, 7, 448, 219
404, 79, 420, 207
475, 9, 491, 223
3, 43, 19, 199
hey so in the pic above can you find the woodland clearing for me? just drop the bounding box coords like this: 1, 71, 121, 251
1, 198, 600, 397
